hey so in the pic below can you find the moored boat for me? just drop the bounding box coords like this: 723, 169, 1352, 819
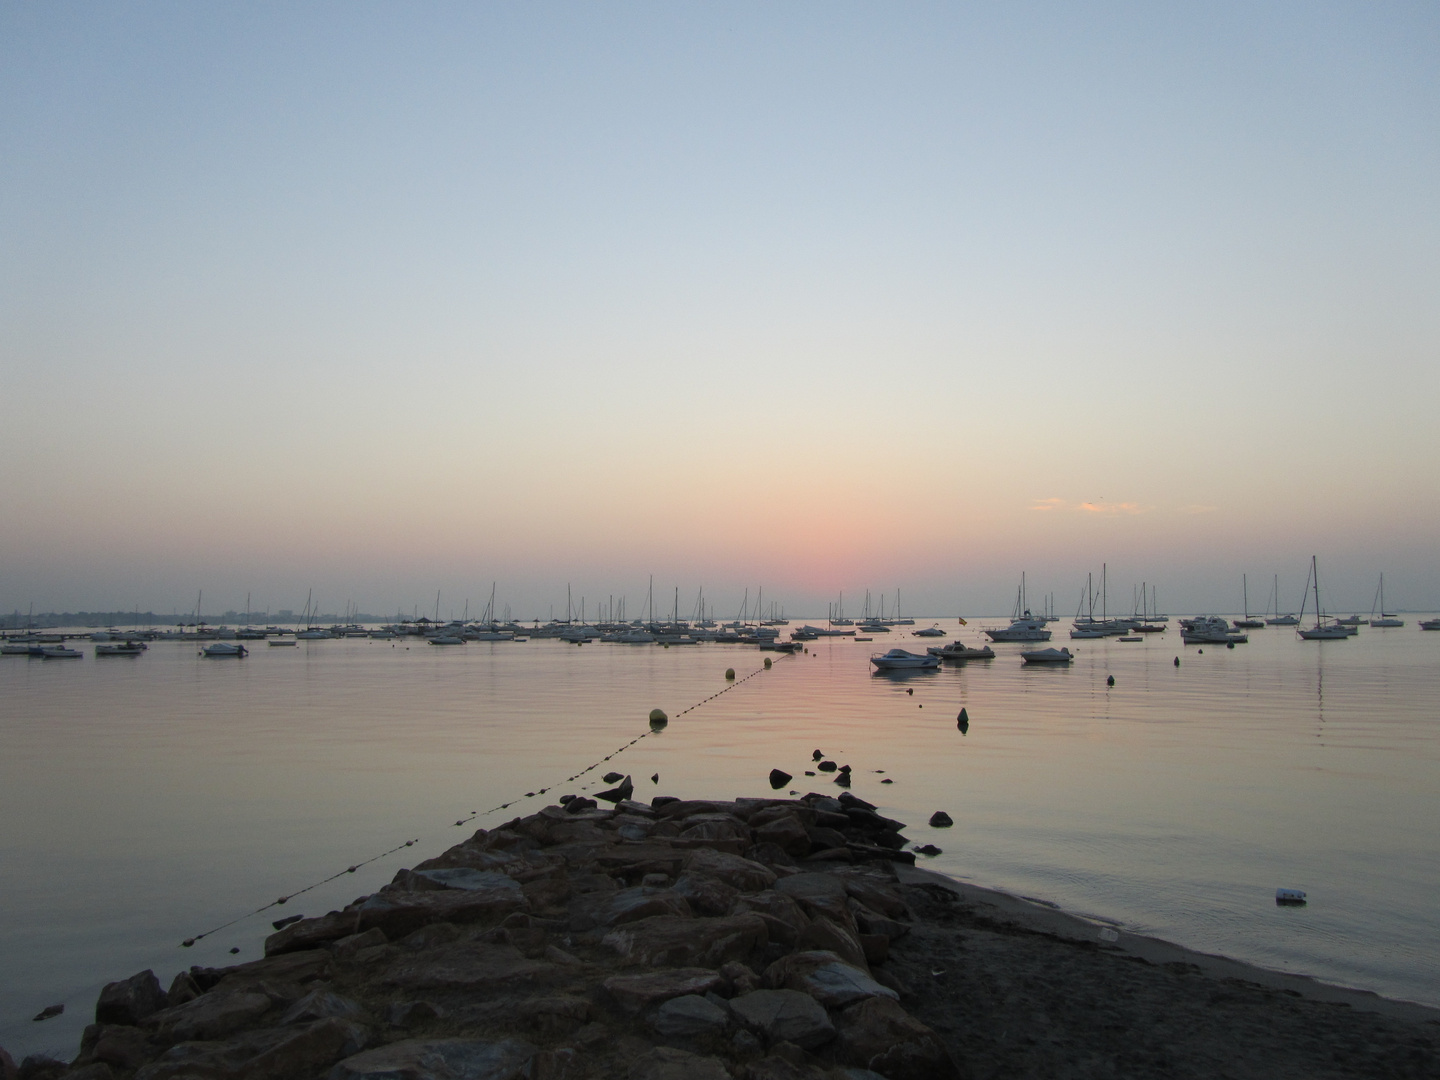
1020, 646, 1073, 664
201, 642, 248, 657
926, 642, 995, 661
912, 624, 946, 637
870, 648, 940, 671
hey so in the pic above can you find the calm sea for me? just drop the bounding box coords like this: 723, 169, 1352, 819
3, 619, 1439, 1058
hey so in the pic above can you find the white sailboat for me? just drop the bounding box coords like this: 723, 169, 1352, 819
1369, 574, 1404, 628
1297, 557, 1350, 640
1265, 573, 1299, 626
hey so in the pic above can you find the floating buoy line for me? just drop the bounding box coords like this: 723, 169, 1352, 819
178, 655, 788, 948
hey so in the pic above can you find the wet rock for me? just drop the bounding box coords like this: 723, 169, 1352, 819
596, 777, 635, 803
604, 772, 625, 784
146, 990, 273, 1042
927, 811, 953, 828
604, 968, 726, 1014
768, 769, 792, 789
81, 1025, 153, 1070
683, 849, 777, 892
332, 927, 390, 959
846, 844, 915, 866
382, 942, 557, 991
603, 913, 768, 968
516, 996, 590, 1038
330, 1037, 537, 1080
265, 911, 360, 955
628, 1046, 731, 1080
817, 761, 837, 773
139, 1018, 367, 1080
732, 891, 810, 948
728, 990, 835, 1050
796, 916, 868, 970
650, 994, 730, 1039
30, 1005, 62, 1022
837, 793, 876, 811
272, 913, 304, 930
832, 772, 852, 788
753, 814, 811, 856
764, 951, 898, 1008
564, 797, 598, 814
164, 971, 201, 1007
914, 845, 942, 857
279, 989, 365, 1025
836, 996, 958, 1079
96, 970, 167, 1026
386, 1000, 445, 1027
672, 871, 741, 916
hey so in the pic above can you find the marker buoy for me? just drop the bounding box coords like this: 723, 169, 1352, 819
649, 708, 668, 728
725, 668, 735, 680
763, 657, 772, 668
1174, 656, 1180, 666
1106, 675, 1115, 686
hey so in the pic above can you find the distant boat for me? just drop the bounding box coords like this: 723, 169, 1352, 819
40, 645, 84, 659
1297, 556, 1350, 640
1266, 573, 1300, 625
428, 635, 465, 646
1234, 575, 1265, 629
926, 642, 995, 661
1020, 647, 1073, 665
1420, 618, 1440, 631
870, 648, 940, 671
912, 624, 946, 637
95, 643, 145, 656
201, 642, 248, 658
268, 638, 298, 647
1369, 574, 1404, 628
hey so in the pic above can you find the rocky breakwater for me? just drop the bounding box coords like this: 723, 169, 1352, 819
20, 791, 958, 1080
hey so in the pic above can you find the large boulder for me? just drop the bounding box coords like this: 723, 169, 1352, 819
732, 891, 810, 947
381, 943, 557, 991
569, 887, 693, 931
602, 914, 768, 968
835, 996, 959, 1080
145, 991, 273, 1043
728, 989, 835, 1050
752, 814, 811, 856
135, 1018, 367, 1080
603, 969, 726, 1014
650, 995, 729, 1039
329, 1037, 537, 1080
353, 886, 528, 939
627, 1046, 731, 1080
682, 849, 776, 893
671, 872, 740, 917
763, 951, 898, 1009
95, 970, 167, 1026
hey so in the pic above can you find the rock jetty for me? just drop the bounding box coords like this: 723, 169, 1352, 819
10, 790, 1440, 1080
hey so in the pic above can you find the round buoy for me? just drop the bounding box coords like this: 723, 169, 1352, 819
648, 708, 668, 729
906, 688, 913, 696
1174, 656, 1180, 666
1106, 675, 1115, 686
725, 668, 735, 680
1198, 648, 1204, 654
1227, 641, 1235, 649
764, 657, 772, 668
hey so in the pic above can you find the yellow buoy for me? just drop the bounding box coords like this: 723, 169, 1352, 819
725, 668, 736, 680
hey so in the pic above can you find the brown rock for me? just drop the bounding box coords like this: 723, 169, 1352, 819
569, 886, 693, 931
57, 1065, 112, 1080
753, 815, 811, 856
603, 913, 768, 968
329, 1037, 537, 1080
264, 910, 359, 955
679, 816, 752, 845
594, 844, 688, 880
835, 996, 958, 1080
672, 872, 741, 916
604, 969, 726, 1014
95, 970, 167, 1026
741, 1055, 830, 1080
683, 849, 778, 892
0, 1045, 13, 1080
146, 990, 272, 1042
332, 927, 390, 959
165, 971, 201, 1007
763, 951, 897, 1009
136, 1018, 367, 1080
354, 885, 528, 939
747, 804, 815, 829
530, 1047, 581, 1080
382, 942, 557, 991
719, 960, 760, 996
654, 800, 743, 821
277, 989, 364, 1025
627, 1046, 732, 1080
860, 934, 889, 964
202, 949, 332, 995
744, 842, 800, 869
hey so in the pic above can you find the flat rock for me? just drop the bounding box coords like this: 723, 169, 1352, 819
796, 915, 868, 970
842, 879, 908, 919
671, 871, 740, 916
410, 868, 524, 893
95, 970, 167, 1026
733, 891, 810, 947
753, 815, 811, 856
764, 951, 898, 1008
627, 1046, 731, 1080
570, 886, 693, 930
146, 990, 273, 1042
650, 994, 729, 1038
382, 943, 557, 990
356, 886, 528, 939
774, 872, 846, 903
265, 911, 361, 955
603, 914, 768, 968
682, 848, 777, 892
135, 1017, 366, 1080
279, 989, 365, 1025
603, 969, 726, 1014
329, 1037, 537, 1080
728, 989, 835, 1050
835, 996, 958, 1080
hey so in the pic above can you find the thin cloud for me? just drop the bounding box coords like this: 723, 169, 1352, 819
1077, 501, 1144, 515
1030, 498, 1065, 512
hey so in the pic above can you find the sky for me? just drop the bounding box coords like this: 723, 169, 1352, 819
2, 1, 1438, 618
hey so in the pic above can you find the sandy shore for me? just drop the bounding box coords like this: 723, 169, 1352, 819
6, 791, 1437, 1080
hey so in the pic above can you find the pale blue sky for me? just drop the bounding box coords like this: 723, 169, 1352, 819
2, 2, 1437, 616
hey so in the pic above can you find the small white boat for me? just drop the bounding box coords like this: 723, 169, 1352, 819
428, 635, 466, 646
201, 642, 248, 658
926, 642, 995, 661
912, 624, 946, 637
1, 642, 33, 656
1420, 618, 1440, 631
41, 645, 84, 659
296, 630, 332, 640
268, 638, 298, 647
870, 648, 940, 671
1297, 557, 1352, 641
984, 615, 1051, 642
1020, 646, 1073, 664
1369, 575, 1404, 627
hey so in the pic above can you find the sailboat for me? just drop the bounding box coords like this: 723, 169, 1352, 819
1369, 574, 1404, 628
1297, 557, 1350, 640
1265, 574, 1299, 626
1234, 575, 1265, 629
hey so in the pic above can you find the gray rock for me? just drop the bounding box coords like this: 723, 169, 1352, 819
602, 914, 768, 968
728, 990, 835, 1050
671, 872, 740, 917
280, 989, 365, 1025
329, 1037, 537, 1080
55, 1065, 111, 1080
768, 769, 793, 789
382, 943, 557, 990
137, 1018, 367, 1080
333, 927, 390, 959
570, 886, 693, 930
147, 990, 272, 1042
764, 952, 897, 1008
603, 772, 625, 784
683, 849, 777, 892
386, 1000, 445, 1027
596, 777, 635, 803
627, 1046, 731, 1080
835, 996, 958, 1079
96, 970, 167, 1026
411, 868, 523, 893
603, 968, 725, 1014
774, 873, 847, 904
753, 815, 811, 856
650, 995, 729, 1039
927, 811, 953, 828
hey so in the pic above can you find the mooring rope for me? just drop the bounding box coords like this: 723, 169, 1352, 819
178, 654, 789, 947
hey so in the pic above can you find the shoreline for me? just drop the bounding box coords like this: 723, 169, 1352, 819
5, 791, 1437, 1080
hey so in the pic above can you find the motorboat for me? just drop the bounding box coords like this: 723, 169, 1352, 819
428, 635, 466, 646
1070, 627, 1108, 639
1179, 617, 1247, 645
1, 642, 34, 655
857, 621, 890, 634
95, 643, 145, 656
268, 638, 298, 647
296, 630, 332, 640
984, 614, 1051, 642
1020, 647, 1073, 664
1420, 618, 1440, 631
201, 642, 247, 658
613, 629, 656, 644
926, 642, 995, 661
912, 625, 946, 637
1335, 615, 1367, 627
758, 640, 800, 652
41, 645, 84, 659
870, 648, 940, 671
